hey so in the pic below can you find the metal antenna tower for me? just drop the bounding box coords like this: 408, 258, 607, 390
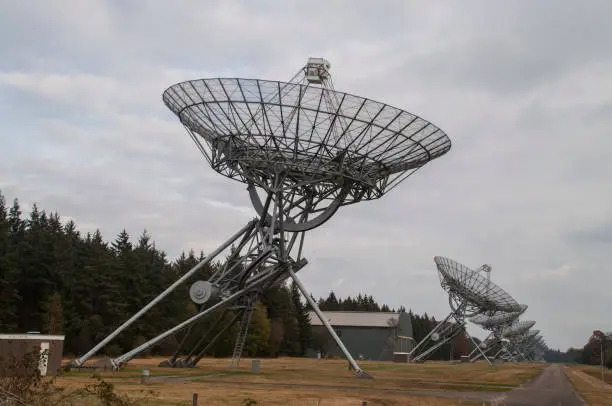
468, 305, 527, 362
408, 257, 524, 366
69, 58, 452, 378
500, 320, 537, 361
229, 294, 256, 368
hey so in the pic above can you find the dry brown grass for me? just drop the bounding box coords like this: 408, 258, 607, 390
86, 382, 466, 406
572, 364, 612, 386
57, 357, 545, 405
565, 365, 612, 406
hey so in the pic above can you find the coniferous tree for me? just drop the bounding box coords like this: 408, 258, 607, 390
16, 204, 54, 330
0, 192, 20, 332
0, 192, 459, 360
245, 301, 271, 356
42, 291, 64, 334
291, 281, 311, 356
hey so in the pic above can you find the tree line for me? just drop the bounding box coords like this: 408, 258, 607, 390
2, 191, 456, 360
0, 192, 311, 358
315, 291, 405, 313
545, 337, 612, 368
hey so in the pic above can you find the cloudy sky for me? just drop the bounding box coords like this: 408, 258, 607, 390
1, 0, 611, 351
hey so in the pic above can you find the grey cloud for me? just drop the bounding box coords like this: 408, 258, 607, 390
405, 1, 612, 95
1, 158, 254, 258
0, 0, 418, 76
507, 265, 610, 349
567, 222, 612, 245
1, 0, 611, 351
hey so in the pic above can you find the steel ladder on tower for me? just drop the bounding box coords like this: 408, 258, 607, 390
229, 295, 256, 369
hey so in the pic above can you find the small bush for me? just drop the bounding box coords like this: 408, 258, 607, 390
0, 348, 62, 405
81, 374, 135, 406
242, 397, 258, 406
0, 349, 151, 405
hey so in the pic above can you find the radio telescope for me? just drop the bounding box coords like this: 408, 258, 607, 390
508, 329, 541, 362
69, 58, 452, 378
408, 257, 523, 365
468, 305, 527, 362
516, 329, 543, 361
506, 329, 543, 362
502, 320, 536, 339
523, 334, 547, 362
501, 320, 536, 361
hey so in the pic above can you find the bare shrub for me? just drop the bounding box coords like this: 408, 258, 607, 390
0, 349, 152, 405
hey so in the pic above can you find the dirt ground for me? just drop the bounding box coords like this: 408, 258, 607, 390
56, 357, 545, 405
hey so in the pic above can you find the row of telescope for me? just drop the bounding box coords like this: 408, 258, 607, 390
468, 308, 547, 363
404, 257, 548, 365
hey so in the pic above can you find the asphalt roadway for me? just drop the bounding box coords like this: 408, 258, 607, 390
492, 364, 587, 406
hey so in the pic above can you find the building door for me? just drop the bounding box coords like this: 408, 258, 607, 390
39, 342, 50, 376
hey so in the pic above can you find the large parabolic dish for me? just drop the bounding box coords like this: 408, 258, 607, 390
408, 256, 521, 365
70, 58, 452, 379
467, 305, 528, 363
162, 79, 451, 198
502, 320, 536, 338
163, 76, 451, 232
469, 305, 528, 329
434, 256, 523, 315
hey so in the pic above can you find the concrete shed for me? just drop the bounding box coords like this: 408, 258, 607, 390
0, 333, 65, 376
306, 311, 413, 361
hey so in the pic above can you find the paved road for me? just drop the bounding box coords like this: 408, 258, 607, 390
493, 364, 586, 406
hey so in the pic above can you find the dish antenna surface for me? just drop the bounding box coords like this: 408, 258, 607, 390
510, 329, 544, 362
468, 305, 527, 362
69, 57, 452, 378
502, 320, 536, 338
500, 321, 539, 361
408, 257, 523, 366
469, 305, 528, 330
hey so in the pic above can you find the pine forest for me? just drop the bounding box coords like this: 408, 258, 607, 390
3, 190, 601, 365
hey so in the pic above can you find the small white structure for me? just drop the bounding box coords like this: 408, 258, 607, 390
393, 335, 416, 363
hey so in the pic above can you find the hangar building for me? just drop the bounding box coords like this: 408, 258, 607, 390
305, 311, 413, 361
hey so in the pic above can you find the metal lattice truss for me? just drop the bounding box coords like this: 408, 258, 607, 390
469, 306, 528, 330
69, 58, 452, 379
499, 321, 537, 362
513, 330, 541, 362
503, 328, 546, 362
163, 76, 451, 207
435, 257, 522, 316
502, 320, 536, 339
463, 282, 551, 364
408, 257, 522, 365
468, 305, 528, 362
